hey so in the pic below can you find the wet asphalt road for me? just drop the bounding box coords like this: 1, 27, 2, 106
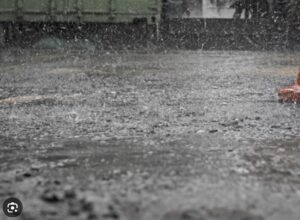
0, 48, 300, 220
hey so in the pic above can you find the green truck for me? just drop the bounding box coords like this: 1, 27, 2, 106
0, 0, 161, 23
0, 0, 162, 45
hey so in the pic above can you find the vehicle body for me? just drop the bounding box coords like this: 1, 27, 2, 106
0, 0, 161, 24
0, 0, 162, 45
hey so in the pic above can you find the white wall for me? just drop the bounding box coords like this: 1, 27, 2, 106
202, 0, 235, 18
182, 0, 236, 19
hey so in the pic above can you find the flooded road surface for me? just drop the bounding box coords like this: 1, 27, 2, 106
0, 49, 300, 220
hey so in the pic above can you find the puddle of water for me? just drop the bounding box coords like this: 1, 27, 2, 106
1, 135, 300, 181
240, 139, 300, 181
29, 138, 199, 179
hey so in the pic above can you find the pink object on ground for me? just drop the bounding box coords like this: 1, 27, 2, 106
278, 70, 300, 103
